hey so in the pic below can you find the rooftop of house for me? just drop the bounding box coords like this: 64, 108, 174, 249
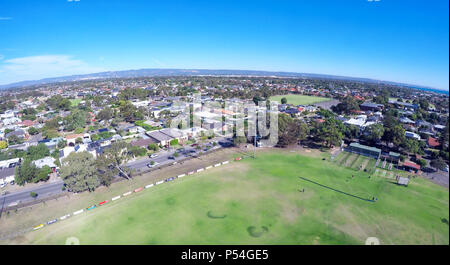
427, 137, 441, 147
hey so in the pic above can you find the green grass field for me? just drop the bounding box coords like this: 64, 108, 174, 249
70, 99, 82, 107
269, 94, 331, 105
11, 150, 449, 245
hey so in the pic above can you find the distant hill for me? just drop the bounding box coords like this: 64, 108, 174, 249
1, 68, 448, 95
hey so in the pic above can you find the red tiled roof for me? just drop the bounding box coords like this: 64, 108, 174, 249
403, 161, 421, 170
427, 137, 440, 148
20, 120, 35, 127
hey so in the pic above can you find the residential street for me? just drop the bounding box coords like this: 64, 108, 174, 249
0, 137, 232, 209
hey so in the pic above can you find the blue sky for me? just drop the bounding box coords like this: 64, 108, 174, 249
0, 0, 448, 90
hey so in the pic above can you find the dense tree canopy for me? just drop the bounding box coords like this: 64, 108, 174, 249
60, 152, 101, 192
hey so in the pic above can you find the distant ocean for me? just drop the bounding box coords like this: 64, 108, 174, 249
409, 86, 449, 95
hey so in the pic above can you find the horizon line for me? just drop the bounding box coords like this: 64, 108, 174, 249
1, 67, 449, 92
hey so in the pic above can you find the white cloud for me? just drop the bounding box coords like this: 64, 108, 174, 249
0, 55, 105, 85
0, 54, 4, 60
0, 17, 13, 20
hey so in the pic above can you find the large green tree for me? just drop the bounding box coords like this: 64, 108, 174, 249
96, 141, 134, 181
315, 118, 345, 147
383, 124, 405, 147
363, 124, 385, 145
430, 158, 447, 171
331, 96, 360, 114
96, 107, 114, 121
60, 152, 101, 192
119, 101, 144, 123
277, 114, 309, 147
64, 109, 87, 132
14, 160, 38, 185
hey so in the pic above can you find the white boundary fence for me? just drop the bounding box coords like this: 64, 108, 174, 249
28, 160, 233, 234
73, 209, 84, 215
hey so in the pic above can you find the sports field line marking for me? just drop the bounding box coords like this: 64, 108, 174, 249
298, 176, 375, 203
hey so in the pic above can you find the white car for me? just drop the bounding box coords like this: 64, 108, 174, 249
150, 154, 159, 158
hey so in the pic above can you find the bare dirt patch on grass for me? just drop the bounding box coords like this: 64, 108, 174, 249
360, 159, 369, 171
332, 205, 371, 242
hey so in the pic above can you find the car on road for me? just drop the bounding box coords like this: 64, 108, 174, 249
149, 154, 159, 158
168, 155, 175, 159
218, 141, 232, 147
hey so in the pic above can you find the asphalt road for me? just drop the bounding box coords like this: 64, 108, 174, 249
126, 143, 218, 172
0, 180, 65, 208
0, 137, 233, 209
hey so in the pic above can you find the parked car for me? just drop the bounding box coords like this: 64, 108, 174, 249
149, 154, 159, 158
168, 155, 175, 159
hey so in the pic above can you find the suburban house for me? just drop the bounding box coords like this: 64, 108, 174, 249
360, 102, 384, 112
5, 129, 28, 140
33, 156, 58, 173
146, 130, 173, 147
427, 137, 441, 149
0, 158, 21, 169
405, 131, 421, 140
60, 144, 97, 164
65, 133, 91, 146
159, 128, 187, 143
130, 138, 158, 148
180, 126, 208, 139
